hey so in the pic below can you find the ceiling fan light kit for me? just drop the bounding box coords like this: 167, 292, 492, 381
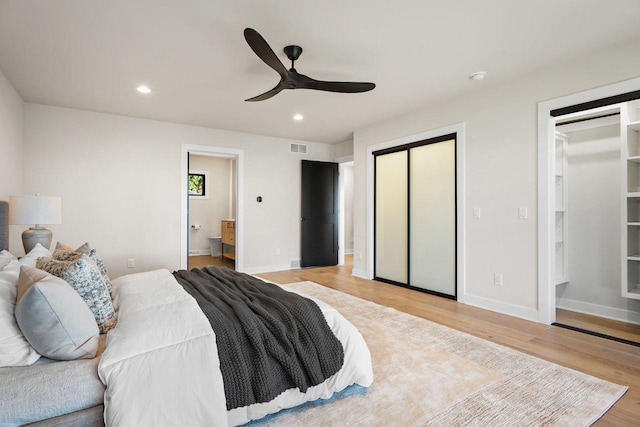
244, 28, 376, 102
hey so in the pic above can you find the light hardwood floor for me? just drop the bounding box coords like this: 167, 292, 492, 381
188, 255, 235, 270
256, 255, 640, 426
556, 309, 640, 344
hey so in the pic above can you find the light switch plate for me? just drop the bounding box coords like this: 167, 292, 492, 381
518, 207, 528, 220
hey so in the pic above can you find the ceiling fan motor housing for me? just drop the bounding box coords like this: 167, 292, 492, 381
284, 45, 303, 61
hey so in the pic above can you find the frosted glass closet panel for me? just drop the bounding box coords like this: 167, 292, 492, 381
375, 151, 408, 283
409, 139, 456, 296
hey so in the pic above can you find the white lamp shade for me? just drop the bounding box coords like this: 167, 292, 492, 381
9, 196, 62, 225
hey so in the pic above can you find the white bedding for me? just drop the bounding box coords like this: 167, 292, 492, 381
99, 269, 373, 426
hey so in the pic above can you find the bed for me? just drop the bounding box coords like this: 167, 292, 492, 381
0, 200, 373, 426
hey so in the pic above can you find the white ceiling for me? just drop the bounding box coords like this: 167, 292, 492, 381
1, 0, 639, 144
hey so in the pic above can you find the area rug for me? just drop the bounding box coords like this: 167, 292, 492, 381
254, 281, 628, 426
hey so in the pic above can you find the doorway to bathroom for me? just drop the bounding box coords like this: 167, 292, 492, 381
181, 144, 243, 272
188, 152, 237, 270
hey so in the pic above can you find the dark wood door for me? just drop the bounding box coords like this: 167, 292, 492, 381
301, 160, 339, 267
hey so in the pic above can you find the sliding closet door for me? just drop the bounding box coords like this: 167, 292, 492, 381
374, 134, 456, 299
375, 151, 408, 283
409, 139, 456, 296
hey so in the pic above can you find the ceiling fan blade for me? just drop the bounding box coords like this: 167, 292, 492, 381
245, 83, 284, 102
244, 28, 288, 78
300, 78, 376, 93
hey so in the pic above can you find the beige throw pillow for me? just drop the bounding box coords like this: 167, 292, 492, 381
15, 266, 99, 360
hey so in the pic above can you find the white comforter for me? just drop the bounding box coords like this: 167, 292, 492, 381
98, 269, 373, 426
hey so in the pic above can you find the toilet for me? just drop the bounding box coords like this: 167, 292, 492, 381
208, 237, 221, 257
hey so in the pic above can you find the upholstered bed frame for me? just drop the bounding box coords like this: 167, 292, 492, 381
0, 201, 9, 252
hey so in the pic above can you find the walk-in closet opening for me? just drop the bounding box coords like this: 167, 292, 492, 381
374, 134, 457, 299
550, 101, 640, 344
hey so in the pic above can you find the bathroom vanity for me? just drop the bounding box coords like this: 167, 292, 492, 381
221, 219, 236, 261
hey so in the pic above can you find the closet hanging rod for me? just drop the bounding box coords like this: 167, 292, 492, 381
555, 112, 619, 127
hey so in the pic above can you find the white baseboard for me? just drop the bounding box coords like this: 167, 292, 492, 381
242, 263, 294, 275
188, 249, 211, 256
556, 297, 640, 326
463, 293, 539, 323
344, 249, 354, 255
352, 268, 370, 279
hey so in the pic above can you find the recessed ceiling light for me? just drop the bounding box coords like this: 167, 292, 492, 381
293, 113, 304, 121
470, 71, 487, 81
136, 85, 152, 94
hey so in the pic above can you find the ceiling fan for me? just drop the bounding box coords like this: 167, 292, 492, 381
243, 28, 376, 102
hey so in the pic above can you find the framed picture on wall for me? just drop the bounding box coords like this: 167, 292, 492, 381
188, 171, 209, 199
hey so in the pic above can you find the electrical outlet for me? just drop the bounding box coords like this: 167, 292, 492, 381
127, 258, 135, 268
494, 273, 503, 286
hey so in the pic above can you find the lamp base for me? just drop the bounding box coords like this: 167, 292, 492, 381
22, 227, 52, 254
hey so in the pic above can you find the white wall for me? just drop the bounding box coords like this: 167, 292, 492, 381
188, 155, 232, 254
335, 139, 354, 160
0, 69, 23, 199
353, 38, 640, 319
22, 104, 333, 277
557, 123, 640, 321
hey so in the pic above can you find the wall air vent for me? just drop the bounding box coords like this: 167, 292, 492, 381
290, 143, 308, 154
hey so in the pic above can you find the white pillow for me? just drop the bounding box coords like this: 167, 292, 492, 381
0, 249, 17, 270
0, 244, 53, 367
18, 243, 52, 268
0, 263, 40, 367
15, 266, 99, 360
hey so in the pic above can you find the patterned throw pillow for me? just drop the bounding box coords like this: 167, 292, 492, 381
54, 242, 113, 297
36, 255, 116, 334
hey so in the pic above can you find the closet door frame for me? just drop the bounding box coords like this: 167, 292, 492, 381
374, 133, 457, 299
367, 122, 465, 302
537, 78, 640, 325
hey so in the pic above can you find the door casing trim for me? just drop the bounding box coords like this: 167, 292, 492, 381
537, 77, 640, 324
181, 144, 244, 272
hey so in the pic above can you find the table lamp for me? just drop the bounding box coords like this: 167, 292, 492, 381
9, 195, 62, 253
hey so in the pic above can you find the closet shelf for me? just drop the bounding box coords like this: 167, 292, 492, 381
627, 255, 640, 261
554, 132, 568, 292
627, 192, 640, 198
628, 121, 640, 131
628, 156, 640, 163
628, 222, 640, 226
